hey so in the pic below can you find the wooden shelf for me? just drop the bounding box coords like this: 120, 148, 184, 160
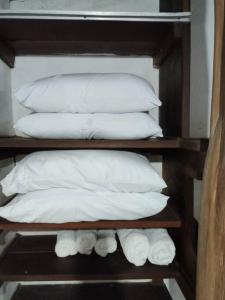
0, 205, 181, 230
0, 235, 179, 282
12, 282, 172, 300
0, 137, 207, 150
0, 14, 176, 63
0, 137, 180, 149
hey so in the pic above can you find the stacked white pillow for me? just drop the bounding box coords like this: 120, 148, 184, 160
0, 150, 168, 223
14, 73, 163, 139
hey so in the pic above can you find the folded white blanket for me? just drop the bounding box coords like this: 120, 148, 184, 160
77, 230, 97, 255
144, 229, 176, 265
55, 231, 78, 258
117, 229, 150, 266
94, 230, 117, 257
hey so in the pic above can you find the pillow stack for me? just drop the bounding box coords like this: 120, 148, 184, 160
0, 150, 168, 223
14, 73, 163, 139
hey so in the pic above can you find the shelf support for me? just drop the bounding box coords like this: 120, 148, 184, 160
0, 41, 15, 68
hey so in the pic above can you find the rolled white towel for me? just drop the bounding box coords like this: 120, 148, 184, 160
95, 230, 117, 257
144, 229, 176, 265
117, 229, 149, 266
55, 231, 78, 258
77, 230, 97, 255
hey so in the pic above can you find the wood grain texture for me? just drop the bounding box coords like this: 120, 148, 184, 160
0, 235, 179, 282
210, 0, 225, 132
196, 1, 225, 299
12, 283, 172, 300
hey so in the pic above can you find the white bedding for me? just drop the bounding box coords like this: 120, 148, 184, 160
1, 150, 166, 196
0, 189, 169, 223
14, 112, 162, 139
15, 73, 161, 113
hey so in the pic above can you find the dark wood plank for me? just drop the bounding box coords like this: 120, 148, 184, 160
159, 23, 190, 137
12, 283, 172, 300
0, 235, 179, 282
160, 0, 190, 12
0, 137, 180, 149
11, 40, 157, 57
163, 154, 197, 298
0, 19, 172, 57
0, 41, 15, 68
0, 137, 207, 151
153, 34, 178, 68
0, 204, 181, 231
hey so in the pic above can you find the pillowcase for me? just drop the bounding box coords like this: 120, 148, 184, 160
0, 189, 169, 223
1, 150, 167, 196
14, 113, 163, 139
15, 73, 161, 113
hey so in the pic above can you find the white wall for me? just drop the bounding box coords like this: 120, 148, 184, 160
190, 0, 214, 138
0, 0, 9, 9
0, 61, 13, 136
190, 0, 214, 223
0, 59, 13, 205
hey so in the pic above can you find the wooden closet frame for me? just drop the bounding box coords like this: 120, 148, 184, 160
0, 1, 208, 299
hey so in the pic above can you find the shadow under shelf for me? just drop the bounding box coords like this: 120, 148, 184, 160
0, 234, 179, 282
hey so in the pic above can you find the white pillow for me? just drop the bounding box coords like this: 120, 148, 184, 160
15, 73, 161, 113
1, 150, 167, 196
0, 189, 169, 223
14, 113, 163, 139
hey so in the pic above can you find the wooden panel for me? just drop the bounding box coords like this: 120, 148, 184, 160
196, 1, 225, 300
10, 40, 156, 57
0, 41, 15, 67
0, 137, 207, 151
159, 23, 190, 137
0, 19, 172, 57
0, 235, 179, 282
12, 283, 172, 300
0, 137, 180, 150
162, 150, 199, 299
160, 0, 190, 12
0, 204, 181, 231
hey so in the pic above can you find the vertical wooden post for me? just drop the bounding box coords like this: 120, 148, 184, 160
196, 1, 225, 300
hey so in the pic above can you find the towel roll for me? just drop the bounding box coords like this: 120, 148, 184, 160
95, 230, 117, 257
77, 230, 97, 255
144, 229, 176, 265
55, 230, 78, 258
117, 229, 149, 266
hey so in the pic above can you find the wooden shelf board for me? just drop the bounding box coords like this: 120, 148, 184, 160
0, 137, 208, 151
12, 282, 172, 300
0, 235, 179, 282
0, 205, 181, 230
0, 18, 174, 58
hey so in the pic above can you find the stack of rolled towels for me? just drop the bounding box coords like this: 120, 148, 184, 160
117, 228, 175, 266
54, 228, 175, 267
14, 73, 163, 139
55, 230, 117, 258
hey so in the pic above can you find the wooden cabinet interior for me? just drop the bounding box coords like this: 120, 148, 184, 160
0, 1, 209, 299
